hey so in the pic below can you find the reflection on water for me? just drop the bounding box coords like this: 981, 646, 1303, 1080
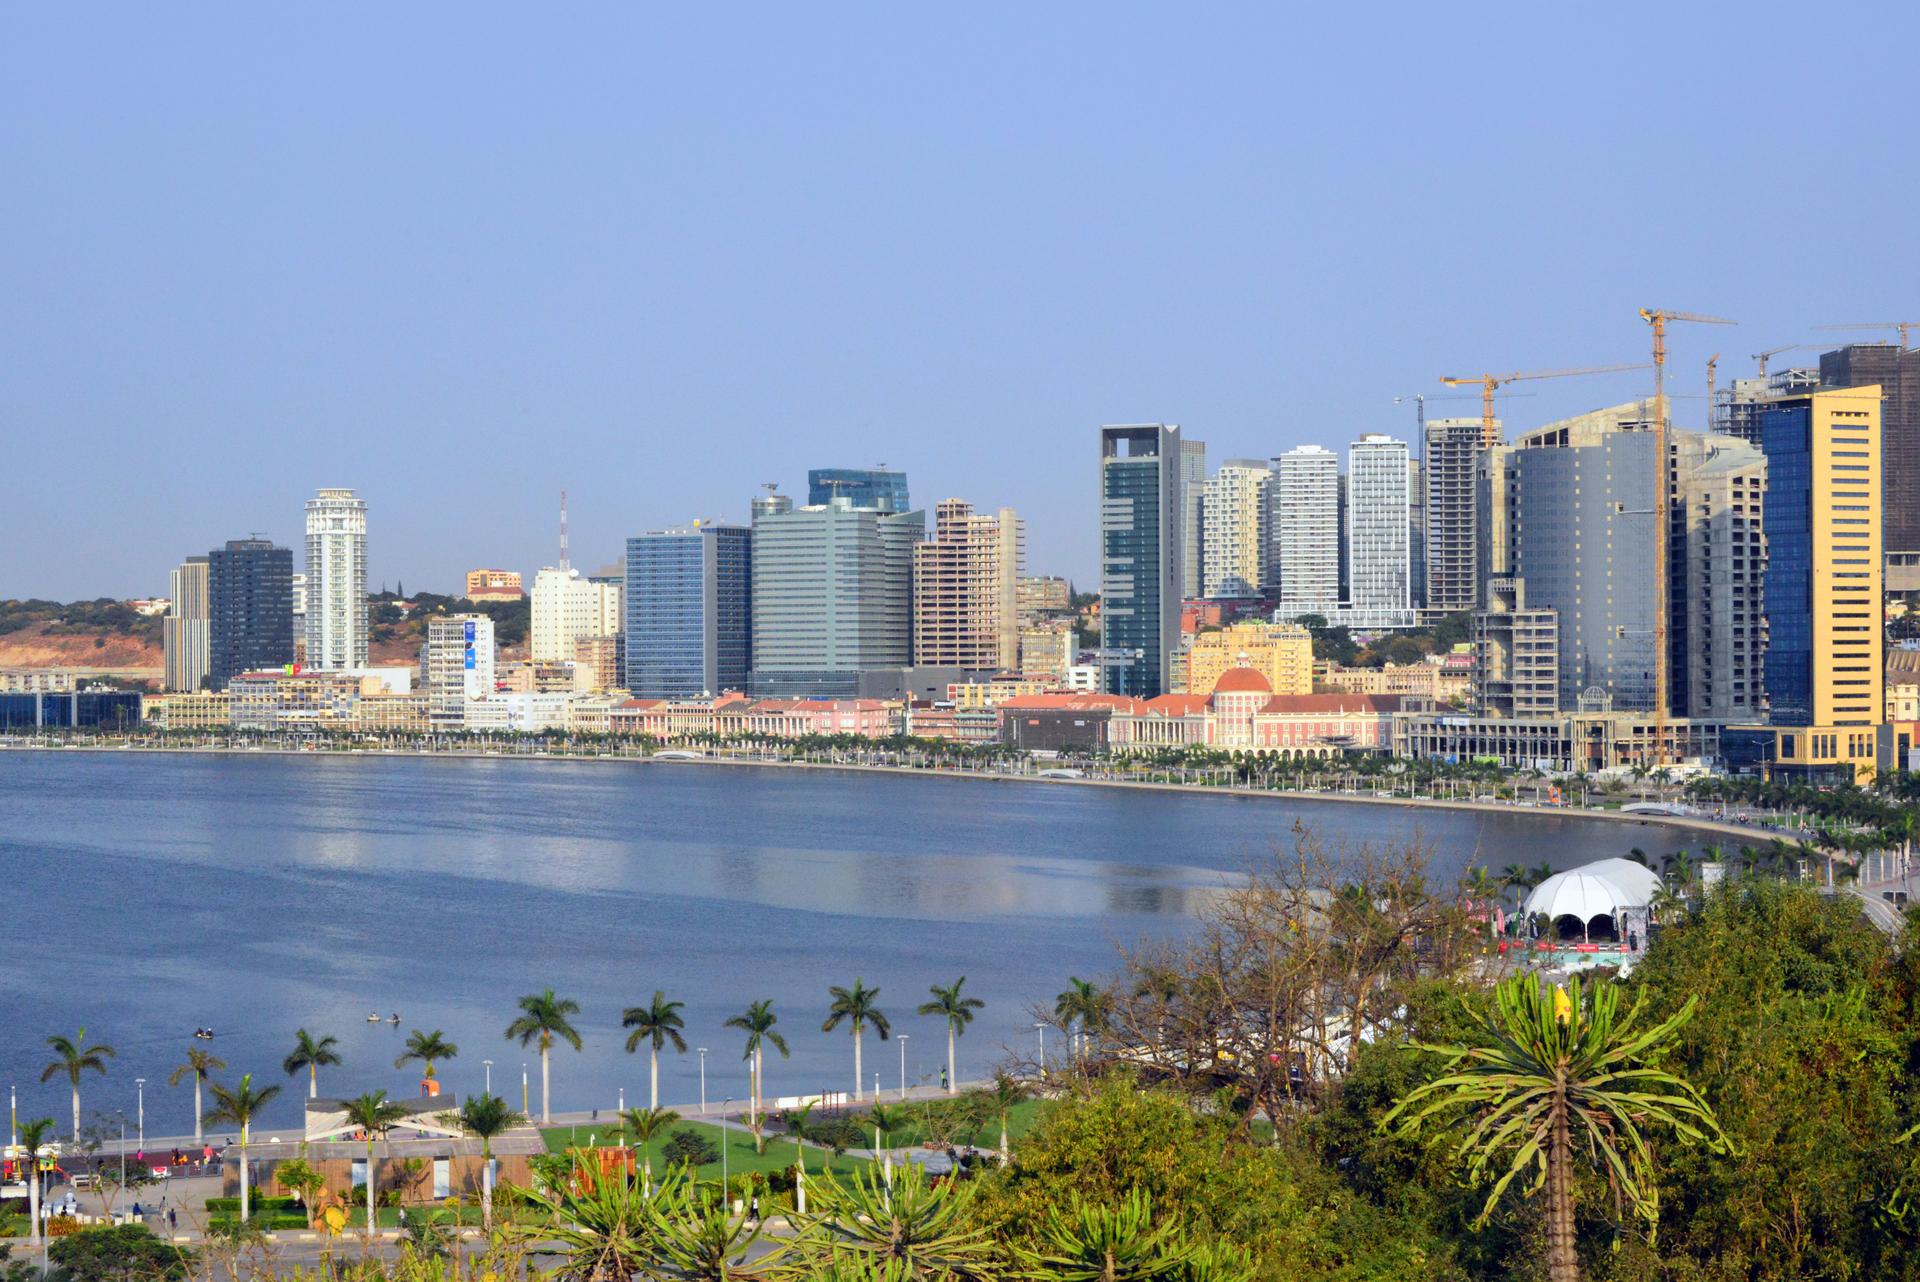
0, 753, 1691, 1130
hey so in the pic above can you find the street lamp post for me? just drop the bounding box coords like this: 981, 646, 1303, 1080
721, 1099, 732, 1205
698, 1049, 708, 1113
522, 1065, 529, 1116
1034, 1023, 1046, 1075
483, 1060, 493, 1095
135, 1079, 145, 1152
618, 1088, 624, 1114
898, 1035, 908, 1100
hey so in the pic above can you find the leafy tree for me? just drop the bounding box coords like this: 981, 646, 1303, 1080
46, 1224, 194, 1282
1384, 973, 1729, 1282
620, 990, 687, 1110
505, 989, 583, 1123
282, 1029, 341, 1100
824, 978, 892, 1101
167, 1046, 224, 1144
394, 1029, 458, 1081
42, 1029, 115, 1139
917, 977, 983, 1094
204, 1073, 284, 1224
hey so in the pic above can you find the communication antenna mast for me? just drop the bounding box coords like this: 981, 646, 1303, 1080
559, 489, 570, 572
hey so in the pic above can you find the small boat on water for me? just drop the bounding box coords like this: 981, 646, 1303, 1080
366, 1013, 381, 1022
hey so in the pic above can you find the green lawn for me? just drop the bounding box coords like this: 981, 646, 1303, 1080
852, 1096, 1052, 1149
541, 1120, 873, 1182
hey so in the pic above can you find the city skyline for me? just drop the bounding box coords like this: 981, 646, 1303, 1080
4, 7, 1917, 598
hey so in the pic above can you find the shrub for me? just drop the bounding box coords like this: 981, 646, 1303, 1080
202, 1196, 300, 1214
661, 1129, 720, 1168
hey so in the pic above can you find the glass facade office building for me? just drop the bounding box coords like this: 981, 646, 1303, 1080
624, 524, 752, 698
207, 538, 295, 690
0, 692, 143, 730
1761, 403, 1814, 724
807, 468, 909, 513
1099, 424, 1183, 698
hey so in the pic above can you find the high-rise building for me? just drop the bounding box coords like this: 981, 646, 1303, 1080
750, 493, 923, 697
1424, 417, 1496, 612
1472, 578, 1560, 719
1018, 624, 1074, 679
530, 567, 623, 663
623, 523, 753, 698
1099, 424, 1184, 698
1508, 407, 1661, 712
1762, 386, 1882, 730
424, 614, 496, 727
1474, 443, 1514, 584
1818, 344, 1920, 572
1668, 431, 1767, 721
207, 538, 294, 690
1178, 438, 1207, 603
1345, 435, 1411, 612
1185, 621, 1312, 696
1200, 460, 1270, 599
304, 488, 368, 671
1714, 368, 1818, 447
807, 468, 909, 512
912, 500, 1023, 671
163, 556, 211, 693
1270, 445, 1340, 614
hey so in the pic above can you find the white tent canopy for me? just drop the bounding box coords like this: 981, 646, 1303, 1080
1524, 861, 1658, 938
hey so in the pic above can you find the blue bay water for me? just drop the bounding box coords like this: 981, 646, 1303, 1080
0, 752, 1689, 1133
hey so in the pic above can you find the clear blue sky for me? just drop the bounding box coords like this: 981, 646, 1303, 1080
3, 4, 1914, 598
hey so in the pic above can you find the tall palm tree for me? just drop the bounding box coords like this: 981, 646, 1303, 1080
283, 1029, 342, 1100
723, 999, 790, 1143
821, 978, 891, 1101
17, 1117, 53, 1249
985, 1073, 1028, 1163
395, 1029, 459, 1085
1053, 978, 1108, 1067
444, 1092, 524, 1232
204, 1073, 284, 1224
1384, 974, 1730, 1282
617, 1106, 680, 1195
620, 991, 687, 1110
41, 1030, 114, 1139
342, 1090, 410, 1242
169, 1046, 226, 1143
504, 990, 583, 1124
918, 977, 984, 1095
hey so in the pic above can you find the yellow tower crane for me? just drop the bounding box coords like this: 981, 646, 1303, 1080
1437, 363, 1648, 447
1753, 343, 1813, 377
1638, 308, 1736, 767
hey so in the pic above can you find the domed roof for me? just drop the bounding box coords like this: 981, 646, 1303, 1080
1212, 666, 1272, 694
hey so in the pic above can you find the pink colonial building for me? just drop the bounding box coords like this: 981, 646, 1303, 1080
1108, 666, 1410, 759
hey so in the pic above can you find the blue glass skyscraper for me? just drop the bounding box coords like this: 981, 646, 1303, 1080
807, 468, 909, 513
1099, 423, 1183, 697
624, 524, 752, 698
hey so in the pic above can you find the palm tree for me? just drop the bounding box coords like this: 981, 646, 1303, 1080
822, 978, 891, 1101
504, 989, 583, 1124
283, 1029, 342, 1100
444, 1092, 524, 1232
42, 1029, 114, 1139
1384, 974, 1730, 1282
342, 1090, 410, 1242
17, 1116, 54, 1249
620, 991, 687, 1110
1053, 977, 1108, 1067
169, 1046, 226, 1143
723, 999, 790, 1145
618, 1106, 679, 1195
204, 1073, 284, 1224
395, 1030, 459, 1085
918, 978, 984, 1095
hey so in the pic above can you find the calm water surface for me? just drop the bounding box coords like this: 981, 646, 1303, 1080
0, 752, 1691, 1131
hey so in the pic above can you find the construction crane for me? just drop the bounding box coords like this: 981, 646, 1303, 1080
1753, 343, 1814, 377
1637, 308, 1736, 766
1706, 352, 1720, 405
1816, 321, 1918, 349
1438, 364, 1647, 447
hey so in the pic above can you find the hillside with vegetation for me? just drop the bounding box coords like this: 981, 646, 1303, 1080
0, 598, 163, 668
